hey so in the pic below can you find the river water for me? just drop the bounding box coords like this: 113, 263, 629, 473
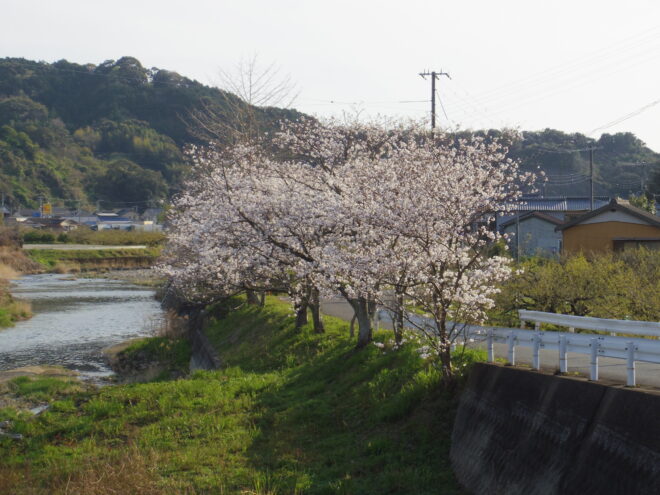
0, 274, 164, 381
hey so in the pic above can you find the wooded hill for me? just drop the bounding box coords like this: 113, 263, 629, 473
0, 56, 301, 210
0, 56, 657, 210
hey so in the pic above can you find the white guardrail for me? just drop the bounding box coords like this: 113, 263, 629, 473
375, 309, 660, 387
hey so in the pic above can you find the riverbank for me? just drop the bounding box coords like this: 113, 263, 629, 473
0, 296, 480, 494
0, 274, 165, 381
0, 366, 84, 411
0, 279, 31, 328
83, 268, 165, 288
0, 247, 37, 328
25, 246, 161, 273
103, 335, 190, 383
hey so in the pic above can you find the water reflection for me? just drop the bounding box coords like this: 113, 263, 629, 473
0, 274, 164, 380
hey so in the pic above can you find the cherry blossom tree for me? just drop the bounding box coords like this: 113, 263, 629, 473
160, 117, 534, 379
334, 133, 533, 378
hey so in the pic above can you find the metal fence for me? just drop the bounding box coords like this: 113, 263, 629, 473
376, 308, 660, 387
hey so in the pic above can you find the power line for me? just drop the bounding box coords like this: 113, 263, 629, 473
419, 70, 451, 130
443, 26, 660, 115
299, 98, 429, 105
435, 90, 450, 123
589, 97, 660, 135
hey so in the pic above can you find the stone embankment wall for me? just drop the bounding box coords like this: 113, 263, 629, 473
451, 363, 660, 494
160, 286, 222, 371
189, 324, 222, 370
74, 256, 155, 270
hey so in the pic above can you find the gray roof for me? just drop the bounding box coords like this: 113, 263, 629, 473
504, 196, 611, 212
500, 211, 565, 229
556, 198, 660, 231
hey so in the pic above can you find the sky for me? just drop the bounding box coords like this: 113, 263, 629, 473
2, 0, 660, 150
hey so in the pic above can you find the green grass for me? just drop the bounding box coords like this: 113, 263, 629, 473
120, 336, 192, 375
0, 296, 479, 494
22, 228, 166, 247
6, 375, 84, 402
0, 282, 31, 328
26, 247, 161, 269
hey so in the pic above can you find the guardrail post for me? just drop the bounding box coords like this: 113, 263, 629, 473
534, 322, 540, 332
487, 329, 494, 363
507, 331, 515, 365
589, 338, 599, 381
532, 333, 541, 370
568, 326, 575, 334
559, 334, 568, 373
626, 342, 636, 387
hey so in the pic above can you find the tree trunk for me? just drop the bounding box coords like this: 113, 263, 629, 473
393, 293, 405, 345
438, 318, 454, 386
259, 292, 266, 306
440, 340, 453, 381
349, 312, 356, 338
347, 296, 373, 348
246, 290, 260, 305
310, 287, 324, 333
294, 300, 308, 329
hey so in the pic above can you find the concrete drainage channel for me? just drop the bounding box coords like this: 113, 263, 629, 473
189, 326, 222, 371
451, 363, 660, 494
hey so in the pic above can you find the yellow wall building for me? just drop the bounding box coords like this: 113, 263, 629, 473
557, 199, 660, 255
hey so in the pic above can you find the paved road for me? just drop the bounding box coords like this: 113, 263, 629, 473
23, 244, 148, 250
321, 296, 660, 391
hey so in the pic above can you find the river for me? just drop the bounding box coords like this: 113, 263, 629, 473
0, 273, 164, 382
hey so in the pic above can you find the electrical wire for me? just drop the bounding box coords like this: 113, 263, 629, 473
589, 98, 660, 135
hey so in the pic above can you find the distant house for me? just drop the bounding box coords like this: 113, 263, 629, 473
62, 210, 97, 225
556, 198, 660, 254
497, 196, 610, 231
500, 211, 564, 257
132, 220, 162, 232
141, 208, 163, 222
21, 217, 79, 231
95, 214, 134, 231
116, 208, 141, 221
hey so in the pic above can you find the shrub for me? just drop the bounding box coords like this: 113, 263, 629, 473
22, 229, 55, 243
489, 249, 660, 326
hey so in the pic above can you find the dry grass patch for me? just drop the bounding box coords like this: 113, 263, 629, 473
0, 447, 171, 495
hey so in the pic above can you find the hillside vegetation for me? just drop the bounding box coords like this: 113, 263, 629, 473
0, 296, 483, 494
0, 56, 302, 209
0, 56, 658, 212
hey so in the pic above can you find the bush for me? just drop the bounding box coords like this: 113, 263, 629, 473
489, 249, 660, 326
62, 228, 165, 246
22, 229, 55, 243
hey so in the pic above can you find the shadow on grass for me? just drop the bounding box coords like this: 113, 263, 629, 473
210, 303, 465, 495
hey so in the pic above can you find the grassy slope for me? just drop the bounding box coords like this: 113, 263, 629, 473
0, 297, 479, 494
26, 247, 161, 270
0, 281, 30, 327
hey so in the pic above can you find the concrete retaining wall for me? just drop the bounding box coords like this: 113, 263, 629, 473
189, 326, 222, 370
451, 363, 660, 494
185, 309, 222, 371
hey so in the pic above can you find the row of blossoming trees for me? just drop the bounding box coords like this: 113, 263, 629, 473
159, 117, 534, 379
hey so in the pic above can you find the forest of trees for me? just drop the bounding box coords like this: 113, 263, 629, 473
0, 56, 658, 210
0, 56, 302, 210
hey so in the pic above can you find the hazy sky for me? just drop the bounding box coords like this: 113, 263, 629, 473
2, 0, 660, 150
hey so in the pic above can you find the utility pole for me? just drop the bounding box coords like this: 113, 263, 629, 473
641, 161, 647, 193
515, 212, 520, 262
419, 69, 451, 130
589, 146, 595, 210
